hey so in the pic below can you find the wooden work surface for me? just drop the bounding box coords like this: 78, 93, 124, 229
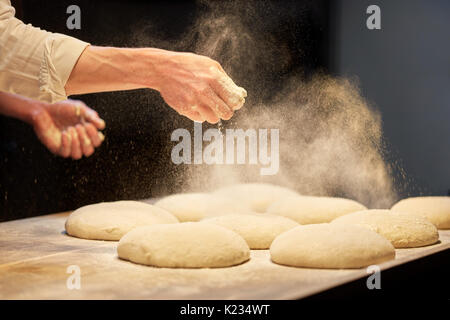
0, 211, 449, 300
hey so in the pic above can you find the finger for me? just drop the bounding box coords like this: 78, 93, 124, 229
178, 108, 204, 122
83, 107, 105, 130
199, 87, 233, 120
195, 104, 220, 124
84, 123, 103, 148
42, 127, 62, 155
69, 127, 82, 160
174, 103, 205, 122
188, 111, 204, 122
59, 130, 71, 158
77, 103, 106, 130
76, 124, 94, 157
208, 67, 247, 111
234, 96, 246, 110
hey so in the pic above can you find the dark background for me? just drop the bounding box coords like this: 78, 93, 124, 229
0, 0, 329, 221
328, 0, 450, 200
1, 0, 449, 221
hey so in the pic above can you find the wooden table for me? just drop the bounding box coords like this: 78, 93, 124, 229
0, 211, 449, 299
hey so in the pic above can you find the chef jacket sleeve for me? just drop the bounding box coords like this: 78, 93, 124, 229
0, 0, 90, 102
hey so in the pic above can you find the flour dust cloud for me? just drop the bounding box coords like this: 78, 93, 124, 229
132, 0, 406, 208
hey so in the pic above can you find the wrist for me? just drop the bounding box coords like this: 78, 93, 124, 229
129, 48, 174, 90
25, 100, 46, 125
0, 92, 46, 125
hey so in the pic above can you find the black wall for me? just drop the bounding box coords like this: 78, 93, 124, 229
328, 0, 450, 197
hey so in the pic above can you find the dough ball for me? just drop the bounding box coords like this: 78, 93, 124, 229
270, 224, 395, 269
332, 209, 439, 248
213, 183, 299, 213
118, 222, 250, 268
267, 195, 367, 224
154, 193, 249, 222
202, 213, 299, 249
65, 201, 178, 241
391, 197, 450, 229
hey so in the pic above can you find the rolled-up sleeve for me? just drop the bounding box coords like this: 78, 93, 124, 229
0, 0, 89, 103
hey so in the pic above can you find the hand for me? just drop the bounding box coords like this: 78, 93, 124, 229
153, 51, 247, 123
31, 99, 105, 159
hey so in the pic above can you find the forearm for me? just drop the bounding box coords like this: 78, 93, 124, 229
0, 92, 42, 124
64, 45, 247, 123
65, 46, 170, 95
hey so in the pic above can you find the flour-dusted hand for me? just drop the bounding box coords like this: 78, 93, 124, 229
152, 51, 247, 123
31, 99, 105, 159
66, 46, 247, 124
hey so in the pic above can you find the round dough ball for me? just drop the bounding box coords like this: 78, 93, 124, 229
332, 209, 439, 248
270, 224, 395, 269
213, 183, 299, 213
202, 213, 299, 249
267, 195, 367, 224
118, 222, 250, 268
391, 197, 450, 229
154, 193, 249, 222
65, 201, 178, 241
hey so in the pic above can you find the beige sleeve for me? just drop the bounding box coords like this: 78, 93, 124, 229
0, 0, 90, 103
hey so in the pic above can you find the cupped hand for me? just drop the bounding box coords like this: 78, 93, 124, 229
154, 52, 247, 123
31, 99, 105, 159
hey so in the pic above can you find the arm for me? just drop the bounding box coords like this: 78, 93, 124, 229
1, 0, 246, 124
66, 46, 247, 123
0, 92, 105, 159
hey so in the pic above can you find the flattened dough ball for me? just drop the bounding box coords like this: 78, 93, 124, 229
270, 224, 395, 269
202, 213, 299, 249
391, 197, 450, 229
267, 195, 367, 224
332, 209, 439, 248
118, 223, 250, 268
65, 201, 178, 241
213, 183, 299, 213
154, 193, 249, 222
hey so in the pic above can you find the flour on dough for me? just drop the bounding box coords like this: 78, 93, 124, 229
267, 195, 367, 224
332, 209, 439, 248
65, 201, 178, 241
154, 192, 250, 222
213, 183, 299, 213
270, 224, 395, 269
202, 213, 299, 249
391, 196, 450, 229
118, 222, 250, 268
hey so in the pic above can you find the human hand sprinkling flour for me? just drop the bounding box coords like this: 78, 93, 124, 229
153, 51, 247, 123
66, 47, 247, 124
